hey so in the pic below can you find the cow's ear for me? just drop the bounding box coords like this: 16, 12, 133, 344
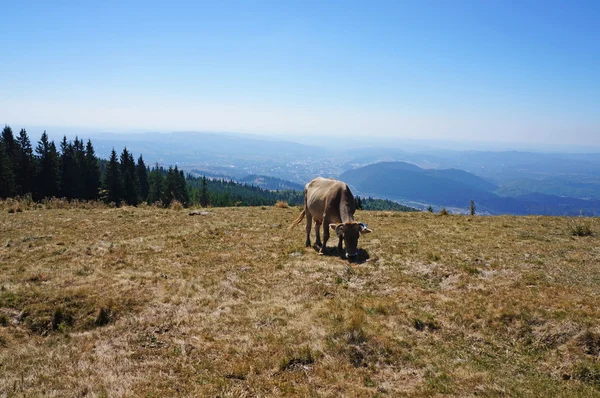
359, 223, 372, 234
330, 223, 343, 236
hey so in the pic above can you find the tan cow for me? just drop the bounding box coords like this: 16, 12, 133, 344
289, 177, 372, 258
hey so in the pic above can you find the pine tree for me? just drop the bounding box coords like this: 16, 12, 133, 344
83, 139, 101, 200
0, 139, 15, 198
59, 136, 78, 199
355, 196, 363, 210
103, 149, 123, 205
136, 155, 149, 203
1, 125, 18, 163
200, 175, 209, 207
0, 126, 17, 198
15, 129, 36, 196
147, 165, 164, 205
164, 166, 177, 206
119, 148, 140, 206
73, 137, 86, 198
177, 169, 189, 206
35, 131, 60, 200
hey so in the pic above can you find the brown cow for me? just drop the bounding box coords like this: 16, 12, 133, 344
289, 177, 372, 258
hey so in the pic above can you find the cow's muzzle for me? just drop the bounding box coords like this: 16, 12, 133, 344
346, 252, 358, 259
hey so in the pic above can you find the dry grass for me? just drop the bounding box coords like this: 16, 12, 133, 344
275, 200, 289, 208
1, 207, 600, 396
169, 200, 184, 211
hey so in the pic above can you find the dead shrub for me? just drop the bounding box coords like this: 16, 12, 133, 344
439, 208, 449, 215
274, 200, 289, 208
570, 219, 593, 236
169, 200, 184, 210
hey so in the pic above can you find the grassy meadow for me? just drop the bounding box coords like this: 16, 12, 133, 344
1, 202, 600, 396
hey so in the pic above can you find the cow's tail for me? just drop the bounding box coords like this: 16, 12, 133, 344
289, 208, 306, 230
289, 192, 307, 230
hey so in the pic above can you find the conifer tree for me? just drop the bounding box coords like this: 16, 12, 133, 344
119, 148, 140, 205
200, 175, 209, 207
83, 139, 101, 200
60, 136, 78, 199
0, 139, 15, 198
73, 137, 86, 198
35, 131, 60, 199
136, 155, 149, 203
164, 166, 177, 206
147, 165, 164, 205
177, 169, 189, 206
103, 148, 123, 205
1, 125, 18, 164
15, 129, 35, 196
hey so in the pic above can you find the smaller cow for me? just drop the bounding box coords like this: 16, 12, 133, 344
289, 177, 371, 258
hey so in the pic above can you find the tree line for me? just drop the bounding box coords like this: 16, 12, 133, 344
0, 125, 299, 207
0, 125, 189, 206
355, 196, 419, 212
186, 176, 304, 207
0, 126, 101, 201
1, 124, 417, 211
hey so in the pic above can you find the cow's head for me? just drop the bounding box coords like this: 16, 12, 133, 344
329, 222, 372, 258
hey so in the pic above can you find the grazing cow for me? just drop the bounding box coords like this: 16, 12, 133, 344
289, 177, 372, 258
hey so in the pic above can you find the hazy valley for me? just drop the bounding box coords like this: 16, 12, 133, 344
63, 131, 600, 216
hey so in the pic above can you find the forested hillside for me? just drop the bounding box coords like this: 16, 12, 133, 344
238, 174, 305, 191
0, 125, 415, 211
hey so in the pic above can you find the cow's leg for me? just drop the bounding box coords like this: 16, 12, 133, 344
315, 220, 322, 248
305, 211, 313, 247
320, 217, 330, 254
337, 236, 343, 255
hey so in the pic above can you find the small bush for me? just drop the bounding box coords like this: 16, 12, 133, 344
427, 206, 434, 213
274, 200, 289, 208
469, 199, 476, 216
439, 208, 449, 216
169, 200, 184, 210
570, 220, 593, 236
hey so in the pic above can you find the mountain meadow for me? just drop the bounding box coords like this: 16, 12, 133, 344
2, 202, 600, 396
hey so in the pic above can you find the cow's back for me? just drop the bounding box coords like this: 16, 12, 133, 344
305, 177, 347, 222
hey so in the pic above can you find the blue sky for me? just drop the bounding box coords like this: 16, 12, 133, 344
1, 1, 599, 146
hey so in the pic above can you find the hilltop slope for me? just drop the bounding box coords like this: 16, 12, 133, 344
1, 205, 600, 396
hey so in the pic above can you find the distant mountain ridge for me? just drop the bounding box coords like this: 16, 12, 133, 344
341, 161, 599, 215
340, 161, 497, 207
